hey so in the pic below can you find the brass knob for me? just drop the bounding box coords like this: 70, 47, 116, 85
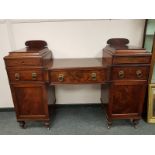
32, 72, 37, 80
15, 73, 20, 80
58, 74, 64, 82
118, 70, 125, 79
136, 70, 142, 78
91, 72, 96, 80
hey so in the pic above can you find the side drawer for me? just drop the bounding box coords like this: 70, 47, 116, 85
113, 56, 151, 64
7, 69, 44, 82
5, 58, 42, 67
50, 69, 107, 84
112, 66, 149, 80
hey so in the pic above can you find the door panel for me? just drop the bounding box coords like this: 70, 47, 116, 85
11, 83, 49, 119
111, 84, 146, 115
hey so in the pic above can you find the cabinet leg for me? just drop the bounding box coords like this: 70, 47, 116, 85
130, 119, 140, 129
106, 116, 112, 129
44, 121, 50, 130
107, 120, 112, 129
18, 121, 26, 129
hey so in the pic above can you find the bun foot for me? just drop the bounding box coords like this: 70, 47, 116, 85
130, 119, 139, 129
106, 116, 112, 129
107, 121, 112, 129
18, 121, 26, 129
44, 121, 50, 130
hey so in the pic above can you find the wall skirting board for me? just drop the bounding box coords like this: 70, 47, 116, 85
0, 103, 104, 112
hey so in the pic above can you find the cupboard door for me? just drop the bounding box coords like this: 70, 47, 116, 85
110, 82, 147, 115
11, 83, 49, 120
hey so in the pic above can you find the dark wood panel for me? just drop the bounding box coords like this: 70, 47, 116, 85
113, 56, 151, 64
110, 84, 147, 115
11, 83, 49, 120
7, 69, 43, 82
5, 58, 42, 67
112, 66, 149, 80
50, 68, 107, 84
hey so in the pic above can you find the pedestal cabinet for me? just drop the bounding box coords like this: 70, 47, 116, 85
4, 41, 55, 128
101, 38, 151, 128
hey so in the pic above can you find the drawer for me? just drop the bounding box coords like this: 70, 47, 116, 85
5, 58, 42, 67
112, 66, 149, 80
113, 56, 151, 64
7, 70, 43, 82
50, 69, 106, 84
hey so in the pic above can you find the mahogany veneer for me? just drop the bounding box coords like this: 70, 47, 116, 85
4, 38, 152, 129
49, 58, 109, 84
4, 41, 55, 129
101, 38, 151, 128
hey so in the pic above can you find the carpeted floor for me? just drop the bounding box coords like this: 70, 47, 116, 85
0, 105, 155, 135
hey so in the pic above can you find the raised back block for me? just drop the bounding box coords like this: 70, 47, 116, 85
25, 40, 47, 49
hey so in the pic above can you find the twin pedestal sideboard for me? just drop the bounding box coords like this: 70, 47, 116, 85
4, 38, 152, 129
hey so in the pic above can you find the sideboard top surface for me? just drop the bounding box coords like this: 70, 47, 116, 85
50, 58, 105, 69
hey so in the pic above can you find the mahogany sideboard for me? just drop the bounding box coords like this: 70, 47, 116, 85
4, 39, 152, 129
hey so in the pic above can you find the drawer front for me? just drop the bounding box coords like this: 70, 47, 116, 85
113, 56, 151, 64
5, 58, 42, 67
8, 70, 43, 82
50, 69, 106, 84
112, 66, 149, 80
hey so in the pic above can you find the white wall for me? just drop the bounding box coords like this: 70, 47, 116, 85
0, 19, 145, 107
0, 22, 13, 108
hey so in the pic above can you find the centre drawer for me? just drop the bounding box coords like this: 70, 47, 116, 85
7, 69, 44, 82
111, 66, 149, 80
50, 68, 107, 84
